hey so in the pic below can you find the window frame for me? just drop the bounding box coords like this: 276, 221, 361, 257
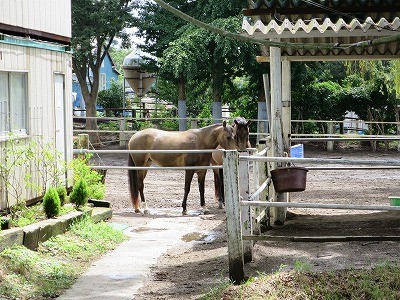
99, 73, 106, 91
0, 71, 28, 140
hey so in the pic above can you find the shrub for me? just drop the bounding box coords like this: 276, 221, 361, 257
70, 155, 105, 200
56, 186, 67, 206
43, 188, 61, 218
69, 179, 89, 209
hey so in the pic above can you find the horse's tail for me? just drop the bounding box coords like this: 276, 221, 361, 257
128, 154, 140, 211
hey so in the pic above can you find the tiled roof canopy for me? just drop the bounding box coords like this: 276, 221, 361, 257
243, 0, 400, 59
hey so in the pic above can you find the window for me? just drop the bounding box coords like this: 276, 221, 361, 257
0, 72, 28, 137
99, 73, 106, 91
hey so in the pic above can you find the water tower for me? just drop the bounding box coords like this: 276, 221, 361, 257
122, 51, 156, 98
122, 51, 156, 114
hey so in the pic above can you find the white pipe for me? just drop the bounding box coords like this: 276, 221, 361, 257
249, 177, 271, 201
241, 201, 400, 211
91, 165, 222, 170
74, 149, 223, 154
239, 156, 400, 166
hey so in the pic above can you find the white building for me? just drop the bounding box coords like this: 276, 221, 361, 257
0, 0, 73, 208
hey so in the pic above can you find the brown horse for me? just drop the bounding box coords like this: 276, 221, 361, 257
211, 117, 251, 208
128, 121, 237, 215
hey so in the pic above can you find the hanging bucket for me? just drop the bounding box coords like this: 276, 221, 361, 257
270, 166, 308, 193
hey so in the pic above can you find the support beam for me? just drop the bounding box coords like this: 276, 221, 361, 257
223, 150, 245, 283
269, 40, 286, 225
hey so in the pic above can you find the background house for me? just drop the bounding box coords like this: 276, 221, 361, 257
0, 0, 73, 208
72, 51, 120, 114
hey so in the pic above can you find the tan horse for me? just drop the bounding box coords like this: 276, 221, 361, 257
211, 117, 251, 208
128, 121, 237, 215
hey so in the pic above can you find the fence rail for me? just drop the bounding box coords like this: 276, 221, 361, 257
223, 150, 400, 283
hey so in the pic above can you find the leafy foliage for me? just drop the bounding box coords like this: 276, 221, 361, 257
70, 155, 105, 200
56, 186, 68, 206
71, 0, 134, 144
42, 187, 61, 218
97, 79, 124, 113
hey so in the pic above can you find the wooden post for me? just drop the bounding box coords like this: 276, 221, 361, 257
254, 143, 268, 235
77, 134, 89, 158
239, 151, 253, 263
270, 41, 286, 225
262, 73, 271, 143
190, 119, 198, 129
223, 150, 245, 283
327, 121, 334, 151
119, 119, 126, 147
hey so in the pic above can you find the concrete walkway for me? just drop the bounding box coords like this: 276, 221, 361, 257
58, 212, 199, 299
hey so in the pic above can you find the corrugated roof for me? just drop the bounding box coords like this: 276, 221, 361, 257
242, 1, 400, 59
243, 17, 400, 37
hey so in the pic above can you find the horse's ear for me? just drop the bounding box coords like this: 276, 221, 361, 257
234, 119, 238, 126
223, 120, 227, 127
246, 120, 251, 127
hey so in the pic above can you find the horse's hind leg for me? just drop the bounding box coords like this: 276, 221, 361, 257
182, 170, 195, 215
197, 170, 208, 214
213, 169, 222, 208
219, 169, 225, 207
137, 169, 150, 214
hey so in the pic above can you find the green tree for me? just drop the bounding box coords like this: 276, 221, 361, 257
69, 179, 89, 210
97, 79, 124, 115
43, 187, 61, 218
71, 0, 134, 145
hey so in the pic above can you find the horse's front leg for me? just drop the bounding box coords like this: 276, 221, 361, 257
197, 170, 208, 214
182, 170, 195, 215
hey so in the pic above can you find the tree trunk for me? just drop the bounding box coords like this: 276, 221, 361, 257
177, 74, 187, 131
72, 58, 102, 146
211, 58, 224, 123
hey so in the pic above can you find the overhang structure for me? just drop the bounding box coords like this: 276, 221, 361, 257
241, 0, 400, 223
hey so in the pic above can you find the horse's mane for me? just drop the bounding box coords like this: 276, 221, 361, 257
197, 123, 225, 132
233, 117, 248, 126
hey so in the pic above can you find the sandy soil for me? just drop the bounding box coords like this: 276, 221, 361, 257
93, 145, 400, 299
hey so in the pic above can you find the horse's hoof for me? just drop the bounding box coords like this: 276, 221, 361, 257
143, 209, 150, 215
203, 209, 210, 215
218, 203, 224, 209
182, 210, 188, 215
134, 208, 141, 214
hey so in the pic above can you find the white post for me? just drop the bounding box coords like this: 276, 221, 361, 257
327, 121, 334, 151
239, 151, 252, 263
282, 59, 291, 153
270, 41, 286, 225
178, 100, 187, 131
281, 59, 291, 211
119, 119, 126, 147
212, 101, 222, 124
223, 150, 245, 283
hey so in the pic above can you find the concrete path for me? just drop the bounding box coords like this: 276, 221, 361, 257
58, 211, 199, 299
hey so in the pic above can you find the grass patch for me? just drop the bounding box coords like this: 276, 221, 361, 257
0, 216, 127, 299
207, 263, 400, 300
9, 203, 75, 228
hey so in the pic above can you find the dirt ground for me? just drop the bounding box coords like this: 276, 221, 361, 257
93, 144, 400, 299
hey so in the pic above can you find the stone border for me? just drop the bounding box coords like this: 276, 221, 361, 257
0, 207, 112, 251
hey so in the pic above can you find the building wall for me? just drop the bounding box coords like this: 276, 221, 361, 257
0, 0, 71, 38
0, 41, 73, 208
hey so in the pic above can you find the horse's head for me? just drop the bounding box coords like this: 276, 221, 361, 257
233, 117, 251, 150
217, 120, 237, 150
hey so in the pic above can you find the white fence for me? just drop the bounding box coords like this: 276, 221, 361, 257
222, 150, 400, 283
73, 116, 400, 150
